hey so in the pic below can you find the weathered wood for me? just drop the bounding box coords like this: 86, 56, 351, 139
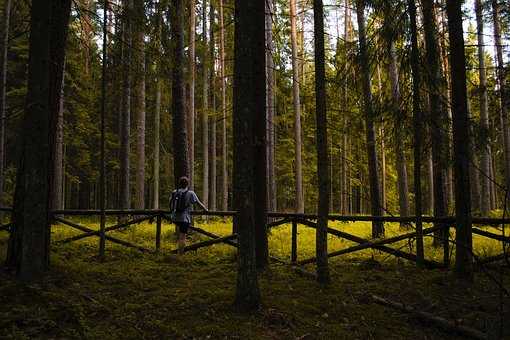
372, 295, 488, 340
291, 220, 298, 263
55, 216, 151, 244
171, 234, 237, 254
297, 218, 443, 268
188, 226, 238, 247
267, 218, 290, 229
54, 217, 153, 253
472, 228, 510, 243
298, 225, 445, 265
155, 214, 162, 251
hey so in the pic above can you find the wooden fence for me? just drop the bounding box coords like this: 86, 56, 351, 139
0, 207, 509, 268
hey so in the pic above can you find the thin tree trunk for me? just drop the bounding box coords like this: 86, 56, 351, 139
53, 60, 65, 211
356, 0, 384, 237
233, 0, 262, 311
209, 0, 217, 210
421, 0, 448, 245
474, 0, 490, 215
188, 0, 196, 187
153, 3, 162, 209
201, 0, 209, 208
120, 0, 132, 210
313, 0, 330, 284
0, 0, 11, 205
446, 0, 473, 281
290, 0, 304, 213
219, 0, 228, 210
171, 0, 190, 184
134, 0, 146, 209
266, 0, 276, 213
492, 0, 510, 200
341, 0, 351, 215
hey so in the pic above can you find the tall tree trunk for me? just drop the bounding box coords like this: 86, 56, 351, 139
53, 61, 65, 211
153, 5, 162, 209
6, 0, 71, 280
341, 0, 351, 215
313, 0, 330, 284
171, 0, 190, 184
266, 0, 276, 213
0, 0, 10, 205
219, 0, 228, 210
492, 0, 510, 200
290, 0, 304, 213
408, 0, 424, 265
233, 0, 263, 311
188, 0, 196, 188
356, 0, 384, 237
201, 0, 209, 208
209, 0, 216, 210
475, 0, 491, 216
134, 0, 146, 209
120, 0, 132, 210
421, 0, 448, 245
446, 0, 473, 280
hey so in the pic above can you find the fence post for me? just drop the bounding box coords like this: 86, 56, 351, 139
291, 219, 298, 263
156, 214, 162, 252
443, 224, 450, 267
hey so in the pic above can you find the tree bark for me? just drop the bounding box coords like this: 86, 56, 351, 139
0, 0, 11, 205
201, 0, 209, 208
290, 0, 304, 213
6, 0, 71, 280
421, 0, 448, 245
492, 0, 510, 201
209, 0, 217, 210
120, 0, 133, 210
52, 60, 65, 211
313, 0, 330, 284
188, 0, 196, 188
266, 0, 276, 213
356, 0, 384, 237
445, 0, 473, 281
475, 0, 491, 216
153, 4, 162, 209
219, 0, 228, 210
233, 0, 263, 311
171, 0, 190, 184
134, 0, 146, 209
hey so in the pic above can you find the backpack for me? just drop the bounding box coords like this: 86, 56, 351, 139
170, 189, 189, 213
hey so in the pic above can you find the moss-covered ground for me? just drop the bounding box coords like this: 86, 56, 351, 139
0, 218, 509, 339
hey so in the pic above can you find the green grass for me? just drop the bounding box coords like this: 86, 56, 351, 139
0, 219, 509, 339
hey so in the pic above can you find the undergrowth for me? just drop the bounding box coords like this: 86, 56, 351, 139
0, 219, 509, 339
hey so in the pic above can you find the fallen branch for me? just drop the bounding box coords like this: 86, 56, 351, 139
371, 295, 488, 340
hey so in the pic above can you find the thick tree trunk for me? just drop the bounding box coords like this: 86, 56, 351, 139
209, 0, 217, 210
290, 0, 304, 213
421, 0, 448, 245
233, 0, 263, 311
201, 0, 209, 208
219, 0, 228, 210
475, 0, 491, 216
266, 0, 276, 213
134, 0, 146, 209
6, 0, 71, 280
313, 0, 330, 284
0, 0, 11, 205
188, 0, 196, 188
171, 0, 190, 184
492, 0, 510, 200
356, 0, 384, 237
446, 0, 473, 281
52, 61, 65, 211
120, 0, 132, 210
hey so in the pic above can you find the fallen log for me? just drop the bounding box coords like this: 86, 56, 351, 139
371, 295, 488, 340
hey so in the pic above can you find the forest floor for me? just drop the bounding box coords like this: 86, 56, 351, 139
0, 218, 509, 339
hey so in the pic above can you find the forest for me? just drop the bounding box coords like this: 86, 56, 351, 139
0, 0, 509, 338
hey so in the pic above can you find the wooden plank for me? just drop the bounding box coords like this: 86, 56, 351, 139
267, 218, 290, 229
297, 218, 443, 268
171, 234, 237, 254
472, 228, 510, 243
188, 226, 238, 247
54, 218, 153, 253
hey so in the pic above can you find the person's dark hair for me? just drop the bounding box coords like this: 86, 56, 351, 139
178, 176, 189, 189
